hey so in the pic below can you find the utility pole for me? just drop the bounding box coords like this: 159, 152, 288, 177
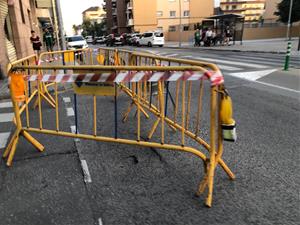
284, 0, 294, 70
178, 0, 182, 47
51, 0, 60, 50
55, 0, 66, 50
286, 0, 294, 40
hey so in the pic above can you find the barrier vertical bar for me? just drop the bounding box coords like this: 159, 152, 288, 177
195, 79, 204, 136
165, 81, 169, 117
38, 75, 43, 129
186, 81, 192, 130
24, 73, 30, 128
114, 84, 118, 139
137, 82, 141, 141
159, 81, 165, 144
174, 81, 180, 123
181, 81, 186, 146
55, 79, 59, 131
93, 95, 97, 136
74, 94, 78, 134
206, 85, 217, 207
149, 82, 153, 108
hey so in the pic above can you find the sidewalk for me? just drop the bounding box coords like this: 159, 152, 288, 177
165, 38, 300, 55
0, 79, 9, 100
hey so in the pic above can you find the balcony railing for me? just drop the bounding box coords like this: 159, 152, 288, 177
127, 19, 134, 26
127, 1, 133, 10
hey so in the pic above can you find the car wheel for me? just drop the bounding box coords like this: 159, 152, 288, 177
159, 45, 163, 47
148, 42, 152, 47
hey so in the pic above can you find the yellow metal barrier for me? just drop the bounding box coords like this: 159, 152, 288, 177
4, 48, 237, 207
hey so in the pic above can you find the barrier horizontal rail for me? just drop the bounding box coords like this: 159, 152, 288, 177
4, 47, 237, 208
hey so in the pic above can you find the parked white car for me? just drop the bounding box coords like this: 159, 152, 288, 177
66, 35, 89, 50
137, 32, 164, 47
85, 35, 93, 44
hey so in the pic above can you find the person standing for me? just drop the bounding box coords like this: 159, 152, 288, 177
43, 28, 54, 60
224, 26, 232, 46
30, 30, 42, 56
205, 27, 213, 47
194, 29, 201, 47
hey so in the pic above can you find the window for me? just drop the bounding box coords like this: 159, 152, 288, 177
226, 6, 229, 10
183, 10, 190, 17
157, 11, 163, 17
19, 0, 25, 24
232, 5, 237, 10
183, 25, 189, 31
168, 26, 176, 32
170, 11, 176, 17
157, 26, 163, 31
144, 33, 153, 38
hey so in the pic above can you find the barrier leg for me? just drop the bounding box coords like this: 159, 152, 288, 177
2, 129, 19, 158
6, 135, 19, 167
22, 131, 44, 152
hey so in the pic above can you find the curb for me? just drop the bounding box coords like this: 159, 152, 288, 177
163, 46, 289, 54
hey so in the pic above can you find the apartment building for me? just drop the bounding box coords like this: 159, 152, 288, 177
220, 0, 266, 22
103, 0, 156, 34
157, 0, 214, 32
0, 0, 57, 77
82, 6, 105, 24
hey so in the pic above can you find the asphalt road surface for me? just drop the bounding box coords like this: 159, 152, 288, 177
0, 46, 299, 225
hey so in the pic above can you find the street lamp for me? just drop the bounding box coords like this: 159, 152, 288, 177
286, 0, 294, 40
178, 0, 182, 47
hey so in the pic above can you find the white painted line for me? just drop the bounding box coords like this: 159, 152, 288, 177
70, 125, 77, 134
81, 160, 92, 183
66, 108, 75, 117
194, 57, 269, 69
0, 101, 12, 108
0, 113, 14, 123
254, 80, 300, 94
229, 69, 277, 81
164, 53, 178, 57
63, 97, 71, 103
98, 218, 103, 225
0, 132, 10, 148
217, 65, 242, 71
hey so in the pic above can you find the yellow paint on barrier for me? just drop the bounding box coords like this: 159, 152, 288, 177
73, 82, 115, 96
97, 54, 105, 65
10, 72, 25, 102
64, 52, 74, 63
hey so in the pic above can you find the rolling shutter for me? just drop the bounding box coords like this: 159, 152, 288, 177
0, 0, 17, 62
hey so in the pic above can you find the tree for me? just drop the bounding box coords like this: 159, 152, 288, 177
274, 0, 300, 24
72, 24, 80, 35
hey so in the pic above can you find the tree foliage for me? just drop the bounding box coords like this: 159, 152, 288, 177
80, 19, 107, 37
275, 0, 300, 24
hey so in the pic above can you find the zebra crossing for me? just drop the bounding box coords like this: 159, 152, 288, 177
0, 100, 13, 150
146, 50, 299, 81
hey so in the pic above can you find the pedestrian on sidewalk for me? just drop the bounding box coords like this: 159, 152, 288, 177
43, 28, 54, 61
30, 30, 42, 56
224, 26, 232, 46
194, 29, 201, 47
205, 27, 213, 47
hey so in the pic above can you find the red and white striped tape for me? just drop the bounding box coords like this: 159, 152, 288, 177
24, 71, 224, 85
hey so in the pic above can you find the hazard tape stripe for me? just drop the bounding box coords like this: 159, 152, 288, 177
23, 71, 224, 85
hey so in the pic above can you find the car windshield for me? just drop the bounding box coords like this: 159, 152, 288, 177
67, 36, 84, 42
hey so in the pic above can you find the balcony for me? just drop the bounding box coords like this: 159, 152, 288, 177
112, 8, 117, 16
127, 18, 134, 26
35, 0, 52, 8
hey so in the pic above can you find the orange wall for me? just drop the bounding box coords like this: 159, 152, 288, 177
133, 0, 157, 33
189, 0, 214, 24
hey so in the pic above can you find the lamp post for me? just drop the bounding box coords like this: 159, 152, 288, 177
284, 0, 294, 70
178, 0, 182, 47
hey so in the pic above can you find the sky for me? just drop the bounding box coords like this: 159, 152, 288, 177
61, 0, 220, 35
61, 0, 104, 35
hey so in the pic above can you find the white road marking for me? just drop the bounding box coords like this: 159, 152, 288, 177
98, 218, 103, 225
164, 53, 178, 57
0, 113, 14, 123
81, 160, 92, 183
0, 101, 12, 108
70, 125, 77, 134
228, 69, 277, 81
66, 108, 75, 116
193, 57, 269, 69
216, 65, 242, 71
63, 97, 71, 103
254, 80, 300, 93
0, 132, 10, 148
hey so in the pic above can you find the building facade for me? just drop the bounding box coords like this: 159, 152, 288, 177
0, 0, 57, 78
157, 0, 214, 32
82, 6, 105, 24
103, 0, 214, 34
220, 0, 266, 22
103, 0, 157, 34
